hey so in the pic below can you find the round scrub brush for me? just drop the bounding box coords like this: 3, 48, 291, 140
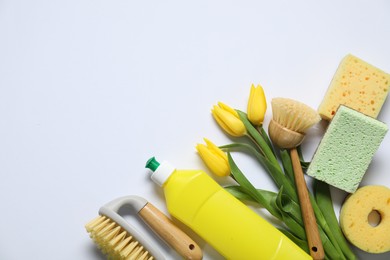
268, 97, 324, 260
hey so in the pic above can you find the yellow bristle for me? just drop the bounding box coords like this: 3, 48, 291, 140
96, 221, 116, 237
121, 241, 139, 258
109, 230, 127, 248
115, 236, 133, 254
127, 245, 143, 259
138, 251, 150, 260
94, 222, 116, 249
271, 97, 320, 133
103, 225, 121, 241
100, 225, 121, 253
105, 228, 126, 255
92, 218, 111, 234
85, 216, 106, 232
85, 215, 153, 260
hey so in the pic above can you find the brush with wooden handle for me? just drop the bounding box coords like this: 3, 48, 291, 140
86, 195, 203, 260
268, 97, 324, 260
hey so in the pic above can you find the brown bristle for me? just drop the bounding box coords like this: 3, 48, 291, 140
85, 215, 154, 260
271, 98, 320, 133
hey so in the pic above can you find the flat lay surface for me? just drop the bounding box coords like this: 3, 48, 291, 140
0, 1, 389, 259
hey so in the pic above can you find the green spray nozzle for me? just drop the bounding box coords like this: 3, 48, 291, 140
146, 157, 160, 172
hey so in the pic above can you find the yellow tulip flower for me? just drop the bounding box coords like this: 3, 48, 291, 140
247, 84, 267, 126
212, 102, 246, 137
196, 138, 230, 177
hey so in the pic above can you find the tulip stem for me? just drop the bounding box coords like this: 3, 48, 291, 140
237, 110, 282, 172
258, 126, 277, 156
246, 134, 266, 157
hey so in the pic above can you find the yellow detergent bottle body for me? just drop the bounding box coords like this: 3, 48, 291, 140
146, 157, 311, 260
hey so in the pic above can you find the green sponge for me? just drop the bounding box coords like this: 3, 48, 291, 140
307, 105, 388, 193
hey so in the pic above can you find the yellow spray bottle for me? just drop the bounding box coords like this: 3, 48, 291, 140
146, 157, 311, 259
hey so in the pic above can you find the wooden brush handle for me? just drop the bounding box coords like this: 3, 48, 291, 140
290, 148, 324, 260
139, 202, 203, 260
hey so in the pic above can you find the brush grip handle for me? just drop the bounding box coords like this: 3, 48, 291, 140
291, 148, 324, 260
139, 203, 203, 260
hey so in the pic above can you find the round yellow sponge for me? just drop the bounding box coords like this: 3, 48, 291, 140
340, 185, 390, 253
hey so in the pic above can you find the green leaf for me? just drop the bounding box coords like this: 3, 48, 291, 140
225, 185, 277, 206
278, 228, 309, 254
227, 152, 281, 219
278, 192, 303, 226
221, 141, 295, 197
258, 126, 276, 156
274, 187, 306, 239
314, 181, 357, 260
275, 188, 344, 260
237, 110, 281, 170
319, 227, 344, 260
279, 149, 295, 184
225, 185, 255, 202
297, 146, 310, 169
222, 141, 299, 203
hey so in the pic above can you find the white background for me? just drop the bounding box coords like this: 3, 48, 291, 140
1, 1, 389, 259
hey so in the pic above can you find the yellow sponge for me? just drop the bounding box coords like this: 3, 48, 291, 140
318, 54, 390, 120
340, 185, 390, 253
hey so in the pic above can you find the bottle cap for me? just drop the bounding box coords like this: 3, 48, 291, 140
145, 157, 160, 171
145, 157, 175, 186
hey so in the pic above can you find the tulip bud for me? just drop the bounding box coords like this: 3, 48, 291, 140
247, 84, 267, 126
196, 138, 230, 177
212, 102, 246, 137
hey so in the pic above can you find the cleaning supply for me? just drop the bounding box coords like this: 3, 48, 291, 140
268, 97, 324, 260
340, 185, 390, 253
145, 157, 311, 260
318, 54, 390, 120
85, 195, 202, 260
307, 105, 388, 193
